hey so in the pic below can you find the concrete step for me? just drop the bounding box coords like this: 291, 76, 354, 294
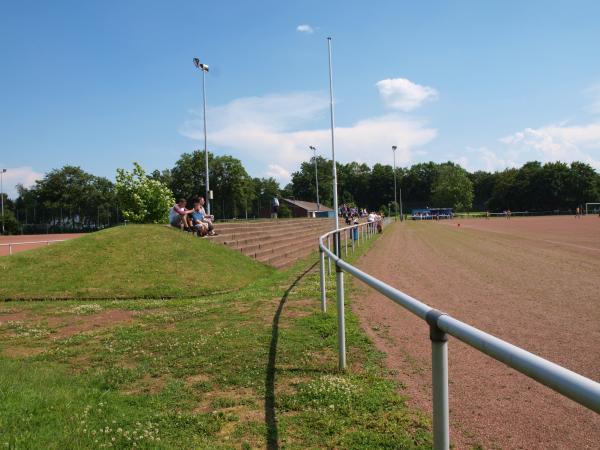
228, 223, 333, 250
214, 222, 334, 246
251, 235, 317, 260
214, 218, 334, 234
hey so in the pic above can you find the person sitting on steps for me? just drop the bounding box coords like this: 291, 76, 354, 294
196, 197, 216, 236
170, 198, 194, 231
190, 200, 209, 236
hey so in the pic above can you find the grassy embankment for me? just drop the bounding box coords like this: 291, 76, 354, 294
0, 224, 430, 448
0, 225, 271, 300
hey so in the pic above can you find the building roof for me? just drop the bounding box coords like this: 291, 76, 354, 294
281, 198, 334, 212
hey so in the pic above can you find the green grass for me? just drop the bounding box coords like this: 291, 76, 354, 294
0, 224, 431, 448
0, 225, 273, 300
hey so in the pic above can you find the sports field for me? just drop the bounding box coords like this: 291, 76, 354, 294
353, 216, 600, 449
0, 234, 83, 256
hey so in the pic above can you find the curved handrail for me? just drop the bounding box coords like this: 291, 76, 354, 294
317, 220, 600, 448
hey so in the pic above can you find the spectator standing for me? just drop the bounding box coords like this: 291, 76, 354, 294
271, 197, 279, 219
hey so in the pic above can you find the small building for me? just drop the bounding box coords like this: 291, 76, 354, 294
281, 199, 335, 218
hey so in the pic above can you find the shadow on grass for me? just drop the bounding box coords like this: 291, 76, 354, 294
264, 262, 318, 450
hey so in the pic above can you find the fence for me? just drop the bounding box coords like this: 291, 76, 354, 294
0, 239, 66, 256
317, 219, 600, 450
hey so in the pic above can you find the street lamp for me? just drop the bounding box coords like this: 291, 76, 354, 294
193, 57, 211, 215
0, 169, 6, 234
392, 146, 398, 220
309, 146, 320, 211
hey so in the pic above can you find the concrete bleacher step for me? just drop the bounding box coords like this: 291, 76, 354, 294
209, 218, 335, 269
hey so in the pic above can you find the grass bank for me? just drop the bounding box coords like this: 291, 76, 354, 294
0, 223, 431, 448
0, 225, 272, 300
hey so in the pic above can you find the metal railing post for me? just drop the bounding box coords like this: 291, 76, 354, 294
319, 247, 327, 312
327, 236, 332, 276
427, 310, 450, 450
335, 232, 346, 371
9, 243, 12, 256
344, 230, 348, 257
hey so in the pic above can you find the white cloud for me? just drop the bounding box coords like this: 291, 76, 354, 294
457, 147, 520, 172
180, 92, 437, 184
266, 164, 290, 180
296, 24, 314, 34
500, 122, 600, 169
376, 78, 438, 111
0, 166, 43, 199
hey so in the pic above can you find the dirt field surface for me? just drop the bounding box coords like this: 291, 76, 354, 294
353, 216, 600, 450
0, 233, 83, 256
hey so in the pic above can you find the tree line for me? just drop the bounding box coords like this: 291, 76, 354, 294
286, 158, 599, 214
3, 151, 598, 234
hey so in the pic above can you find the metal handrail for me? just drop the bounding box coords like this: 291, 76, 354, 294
0, 239, 66, 256
317, 220, 600, 450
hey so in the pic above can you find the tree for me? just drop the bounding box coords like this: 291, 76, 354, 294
170, 151, 258, 219
430, 164, 474, 211
14, 166, 116, 230
115, 163, 174, 223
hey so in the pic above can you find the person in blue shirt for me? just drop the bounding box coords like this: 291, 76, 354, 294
191, 197, 216, 237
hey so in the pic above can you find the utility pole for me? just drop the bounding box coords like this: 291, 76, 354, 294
309, 146, 320, 211
392, 146, 398, 220
193, 57, 211, 215
0, 169, 6, 234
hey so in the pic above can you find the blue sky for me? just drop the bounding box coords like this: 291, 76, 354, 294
1, 0, 600, 198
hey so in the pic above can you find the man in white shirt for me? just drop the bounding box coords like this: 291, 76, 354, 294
170, 198, 194, 230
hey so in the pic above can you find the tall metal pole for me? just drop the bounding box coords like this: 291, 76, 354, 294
0, 169, 6, 234
310, 146, 320, 211
328, 37, 346, 371
392, 146, 398, 220
328, 39, 339, 231
202, 67, 210, 215
399, 187, 404, 222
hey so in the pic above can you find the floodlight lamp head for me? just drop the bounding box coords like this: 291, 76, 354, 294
200, 63, 209, 72
1, 169, 6, 173
193, 58, 200, 68
309, 146, 316, 151
392, 145, 397, 151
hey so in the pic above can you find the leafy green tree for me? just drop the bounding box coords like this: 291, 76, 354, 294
567, 162, 599, 207
116, 163, 174, 223
290, 156, 333, 207
430, 163, 474, 211
15, 166, 116, 229
170, 151, 258, 219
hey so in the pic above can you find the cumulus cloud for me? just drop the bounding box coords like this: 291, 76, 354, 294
0, 166, 43, 199
376, 78, 438, 111
296, 24, 314, 34
456, 147, 520, 173
180, 92, 437, 184
501, 122, 600, 169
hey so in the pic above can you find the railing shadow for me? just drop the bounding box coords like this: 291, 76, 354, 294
264, 262, 318, 450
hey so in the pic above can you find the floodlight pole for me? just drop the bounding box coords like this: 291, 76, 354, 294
328, 37, 346, 372
392, 146, 398, 220
0, 168, 6, 234
194, 57, 211, 215
310, 146, 320, 211
327, 39, 339, 233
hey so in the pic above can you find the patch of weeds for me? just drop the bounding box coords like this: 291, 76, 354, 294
70, 304, 103, 315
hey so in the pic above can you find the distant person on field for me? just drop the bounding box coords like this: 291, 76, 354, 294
170, 198, 193, 230
271, 197, 279, 219
575, 207, 581, 218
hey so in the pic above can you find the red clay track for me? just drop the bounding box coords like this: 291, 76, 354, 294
353, 216, 600, 449
0, 233, 83, 256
